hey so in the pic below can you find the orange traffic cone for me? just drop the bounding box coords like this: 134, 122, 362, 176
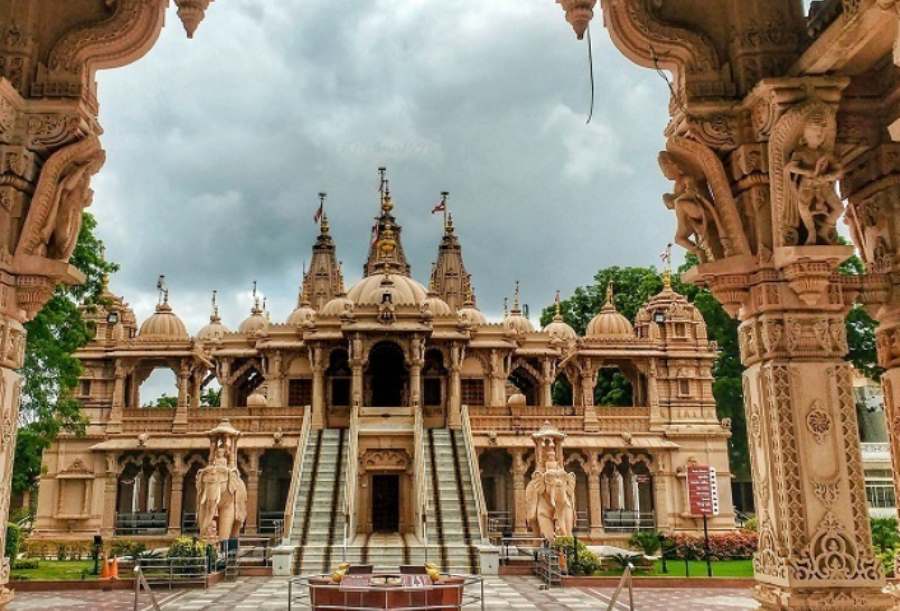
110, 557, 119, 580
100, 554, 110, 580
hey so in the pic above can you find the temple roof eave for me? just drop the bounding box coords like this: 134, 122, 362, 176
473, 434, 679, 449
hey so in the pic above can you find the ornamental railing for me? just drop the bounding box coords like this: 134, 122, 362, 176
119, 406, 305, 434
461, 404, 488, 541
281, 406, 312, 543
467, 405, 650, 433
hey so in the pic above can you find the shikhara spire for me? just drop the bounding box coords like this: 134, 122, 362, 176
429, 192, 474, 310
364, 167, 411, 277
300, 192, 344, 310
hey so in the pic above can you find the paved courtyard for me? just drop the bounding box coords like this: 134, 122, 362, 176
8, 576, 758, 610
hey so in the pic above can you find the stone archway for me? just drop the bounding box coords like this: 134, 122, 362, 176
366, 341, 408, 407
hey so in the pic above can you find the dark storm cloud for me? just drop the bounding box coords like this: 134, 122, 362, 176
92, 0, 675, 336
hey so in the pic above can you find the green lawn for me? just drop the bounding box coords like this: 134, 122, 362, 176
592, 559, 754, 577
11, 560, 98, 581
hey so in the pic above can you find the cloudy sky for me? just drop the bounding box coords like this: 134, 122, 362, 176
92, 1, 682, 342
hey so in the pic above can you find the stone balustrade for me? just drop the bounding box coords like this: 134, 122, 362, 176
467, 405, 649, 433
119, 406, 306, 434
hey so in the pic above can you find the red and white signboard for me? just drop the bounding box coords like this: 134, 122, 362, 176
686, 464, 719, 516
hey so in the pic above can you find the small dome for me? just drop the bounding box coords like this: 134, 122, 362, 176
502, 282, 534, 334
320, 293, 354, 318
458, 305, 487, 326
586, 284, 634, 339
197, 317, 229, 342
544, 316, 577, 342
138, 300, 189, 341
347, 273, 428, 307
504, 312, 534, 334
543, 292, 577, 343
246, 389, 268, 408
422, 291, 453, 318
239, 308, 268, 334
287, 301, 317, 326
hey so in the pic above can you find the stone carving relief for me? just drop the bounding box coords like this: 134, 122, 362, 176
770, 101, 844, 247
660, 137, 750, 262
15, 135, 105, 261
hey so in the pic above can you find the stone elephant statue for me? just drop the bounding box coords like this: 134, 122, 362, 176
196, 463, 248, 542
525, 468, 576, 542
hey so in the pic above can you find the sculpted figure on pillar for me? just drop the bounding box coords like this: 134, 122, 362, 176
196, 419, 248, 543
773, 102, 843, 247
524, 422, 576, 542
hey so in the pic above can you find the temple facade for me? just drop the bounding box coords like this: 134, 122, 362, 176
30, 184, 734, 571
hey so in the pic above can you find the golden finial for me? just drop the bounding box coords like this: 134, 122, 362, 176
512, 281, 522, 312
554, 290, 563, 320
503, 297, 509, 316
605, 282, 614, 304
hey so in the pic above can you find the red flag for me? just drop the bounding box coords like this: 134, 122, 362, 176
371, 223, 380, 245
431, 200, 446, 214
313, 202, 324, 224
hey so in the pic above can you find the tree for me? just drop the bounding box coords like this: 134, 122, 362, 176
13, 213, 117, 496
201, 387, 221, 407
542, 252, 882, 484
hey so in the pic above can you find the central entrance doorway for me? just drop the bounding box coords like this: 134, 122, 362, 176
367, 341, 408, 407
371, 474, 400, 532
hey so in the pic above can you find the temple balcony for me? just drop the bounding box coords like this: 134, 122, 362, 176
466, 405, 651, 434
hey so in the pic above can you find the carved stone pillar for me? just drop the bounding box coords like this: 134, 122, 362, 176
102, 453, 119, 538
447, 344, 462, 428
267, 351, 284, 407
309, 346, 325, 428
579, 364, 599, 432
107, 363, 127, 433
244, 449, 261, 535
510, 449, 528, 535
219, 359, 233, 409
173, 359, 190, 433
167, 452, 185, 535
586, 454, 603, 539
350, 334, 364, 408
409, 336, 424, 409
190, 371, 202, 409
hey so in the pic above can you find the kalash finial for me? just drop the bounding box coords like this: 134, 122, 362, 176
316, 192, 329, 234
554, 290, 563, 320
512, 280, 522, 312
210, 289, 220, 322
659, 242, 673, 290
378, 167, 393, 214
503, 296, 509, 317
251, 280, 261, 314
156, 274, 167, 306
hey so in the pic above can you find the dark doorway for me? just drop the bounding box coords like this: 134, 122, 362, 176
372, 474, 400, 532
368, 342, 407, 407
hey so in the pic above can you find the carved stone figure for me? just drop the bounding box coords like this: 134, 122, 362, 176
196, 419, 247, 543
524, 422, 576, 542
659, 151, 724, 261
782, 105, 843, 246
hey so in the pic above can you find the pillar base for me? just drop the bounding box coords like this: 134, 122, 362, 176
755, 583, 895, 610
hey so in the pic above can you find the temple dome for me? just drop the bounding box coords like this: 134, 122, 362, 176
239, 309, 268, 334
138, 301, 189, 341
543, 292, 577, 343
422, 291, 453, 318
458, 304, 487, 326
347, 273, 428, 307
197, 317, 229, 342
503, 311, 534, 334
586, 285, 634, 339
287, 302, 317, 326
320, 293, 354, 318
544, 315, 577, 342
